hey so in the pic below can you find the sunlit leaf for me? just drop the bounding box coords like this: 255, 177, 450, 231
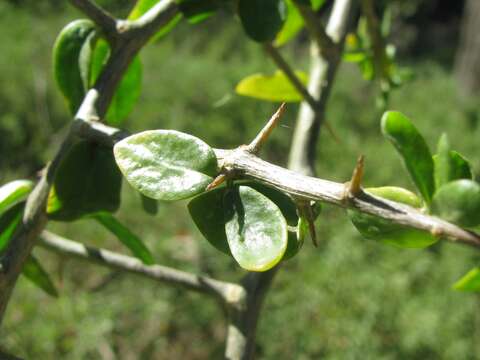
0, 203, 24, 253
236, 70, 308, 102
453, 267, 480, 291
275, 0, 304, 46
22, 255, 58, 298
432, 179, 480, 228
381, 111, 435, 204
114, 130, 217, 201
238, 0, 286, 42
0, 180, 33, 216
224, 186, 287, 271
47, 141, 122, 221
94, 212, 154, 265
53, 19, 96, 114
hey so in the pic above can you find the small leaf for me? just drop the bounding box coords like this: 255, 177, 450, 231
224, 186, 288, 271
348, 187, 437, 248
381, 111, 435, 204
453, 267, 480, 291
0, 203, 24, 254
236, 70, 308, 102
94, 212, 154, 265
114, 130, 217, 201
238, 0, 286, 42
22, 255, 59, 298
0, 180, 33, 216
140, 194, 158, 215
89, 39, 143, 126
274, 0, 304, 46
431, 179, 480, 228
283, 216, 307, 260
53, 19, 96, 114
47, 141, 122, 221
434, 134, 473, 189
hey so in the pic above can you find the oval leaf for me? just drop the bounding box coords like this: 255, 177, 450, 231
236, 70, 308, 102
431, 179, 480, 228
238, 0, 286, 42
47, 141, 122, 221
22, 255, 59, 298
0, 180, 33, 216
114, 130, 217, 201
381, 111, 435, 204
224, 186, 288, 271
274, 0, 304, 46
53, 19, 96, 114
434, 134, 473, 188
94, 212, 154, 265
349, 187, 437, 248
453, 267, 480, 292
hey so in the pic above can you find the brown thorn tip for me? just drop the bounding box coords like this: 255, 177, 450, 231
348, 155, 365, 196
206, 174, 226, 191
247, 103, 287, 154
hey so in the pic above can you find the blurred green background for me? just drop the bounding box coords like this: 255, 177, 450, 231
1, 0, 480, 359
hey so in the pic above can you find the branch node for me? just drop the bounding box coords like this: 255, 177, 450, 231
247, 103, 287, 154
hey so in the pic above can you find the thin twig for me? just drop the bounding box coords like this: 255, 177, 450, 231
69, 0, 117, 41
39, 231, 243, 303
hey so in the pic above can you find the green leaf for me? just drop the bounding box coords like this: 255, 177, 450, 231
0, 203, 24, 254
0, 180, 33, 216
348, 187, 437, 248
53, 19, 96, 115
224, 186, 288, 271
453, 267, 480, 291
128, 1, 182, 40
47, 141, 122, 221
93, 212, 154, 265
89, 39, 143, 126
236, 70, 308, 102
238, 0, 286, 42
434, 134, 473, 189
140, 194, 158, 215
22, 255, 58, 298
114, 130, 217, 201
274, 0, 304, 46
431, 179, 480, 228
283, 216, 307, 260
311, 0, 326, 10
381, 111, 435, 204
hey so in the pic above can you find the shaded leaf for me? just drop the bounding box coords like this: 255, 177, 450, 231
114, 130, 217, 201
275, 0, 304, 46
236, 70, 308, 102
22, 255, 58, 298
224, 186, 287, 271
283, 216, 307, 260
238, 0, 286, 42
0, 202, 24, 254
47, 141, 122, 221
349, 187, 437, 248
431, 179, 480, 228
453, 267, 480, 291
140, 194, 158, 215
53, 19, 96, 114
94, 212, 154, 265
381, 111, 435, 204
0, 180, 33, 216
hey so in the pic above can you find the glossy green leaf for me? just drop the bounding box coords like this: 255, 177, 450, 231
453, 267, 480, 291
381, 111, 435, 204
238, 0, 286, 42
434, 134, 473, 189
0, 202, 24, 254
53, 19, 96, 114
89, 39, 143, 126
224, 186, 288, 271
114, 130, 217, 201
47, 141, 122, 221
94, 212, 154, 265
189, 181, 297, 256
22, 255, 58, 298
274, 0, 304, 46
129, 0, 182, 39
349, 187, 437, 248
140, 194, 158, 215
236, 70, 308, 102
431, 179, 480, 228
0, 180, 33, 216
283, 216, 307, 260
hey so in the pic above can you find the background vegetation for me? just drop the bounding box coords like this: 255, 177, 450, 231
1, 1, 480, 358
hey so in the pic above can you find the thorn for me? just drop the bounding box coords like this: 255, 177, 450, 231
306, 204, 318, 247
247, 103, 287, 154
206, 174, 227, 191
346, 155, 365, 198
